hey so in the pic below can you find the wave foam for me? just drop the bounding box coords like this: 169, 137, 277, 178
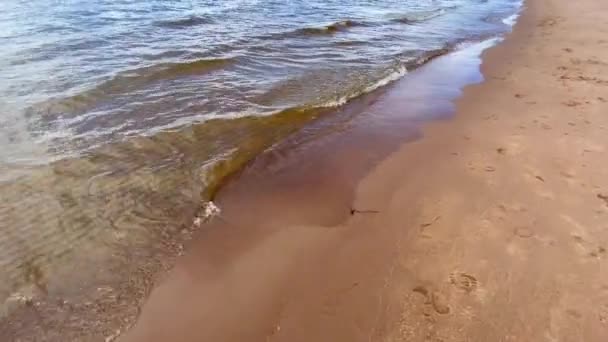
502, 13, 519, 26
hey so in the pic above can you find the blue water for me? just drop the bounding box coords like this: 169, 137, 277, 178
0, 0, 521, 166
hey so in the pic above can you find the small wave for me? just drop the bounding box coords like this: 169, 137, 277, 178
334, 39, 368, 47
155, 15, 213, 29
319, 65, 408, 108
252, 44, 454, 112
412, 46, 451, 65
29, 57, 234, 119
291, 20, 366, 37
141, 49, 192, 61
502, 13, 519, 26
149, 57, 234, 79
391, 9, 446, 24
183, 45, 454, 199
128, 46, 454, 195
324, 47, 452, 108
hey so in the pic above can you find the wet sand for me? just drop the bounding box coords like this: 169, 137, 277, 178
0, 16, 500, 342
121, 0, 608, 341
118, 41, 500, 342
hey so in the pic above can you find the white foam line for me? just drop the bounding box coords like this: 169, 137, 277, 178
321, 65, 409, 108
502, 13, 519, 26
503, 0, 525, 27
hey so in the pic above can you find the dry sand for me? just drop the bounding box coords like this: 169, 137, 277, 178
121, 0, 608, 341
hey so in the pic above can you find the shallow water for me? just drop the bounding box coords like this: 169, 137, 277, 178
2, 0, 521, 164
0, 0, 521, 317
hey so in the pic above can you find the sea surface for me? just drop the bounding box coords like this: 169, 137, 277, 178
0, 0, 521, 314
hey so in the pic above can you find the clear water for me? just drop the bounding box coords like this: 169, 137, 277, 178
1, 0, 521, 166
0, 0, 522, 318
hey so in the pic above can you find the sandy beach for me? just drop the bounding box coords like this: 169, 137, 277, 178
117, 0, 608, 341
2, 0, 608, 340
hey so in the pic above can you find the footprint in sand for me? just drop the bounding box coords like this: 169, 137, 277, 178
431, 291, 450, 315
412, 286, 450, 315
559, 169, 577, 183
590, 246, 606, 258
571, 234, 606, 259
514, 226, 534, 238
538, 17, 561, 27
413, 285, 431, 303
599, 304, 608, 325
560, 74, 608, 86
563, 100, 582, 107
566, 308, 583, 320
597, 193, 608, 207
449, 272, 478, 293
496, 203, 543, 237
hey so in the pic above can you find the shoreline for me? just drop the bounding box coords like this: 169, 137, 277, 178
3, 2, 529, 342
0, 28, 515, 342
5, 0, 608, 339
119, 1, 557, 341
0, 38, 510, 342
122, 0, 608, 340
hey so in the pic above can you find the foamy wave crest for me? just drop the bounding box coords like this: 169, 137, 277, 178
312, 46, 453, 108
322, 65, 408, 108
502, 13, 519, 26
28, 57, 235, 121
503, 0, 524, 26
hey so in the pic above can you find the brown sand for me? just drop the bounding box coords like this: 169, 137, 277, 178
121, 0, 608, 341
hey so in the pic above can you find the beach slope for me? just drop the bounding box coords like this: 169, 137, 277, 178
123, 0, 608, 340
355, 0, 608, 340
